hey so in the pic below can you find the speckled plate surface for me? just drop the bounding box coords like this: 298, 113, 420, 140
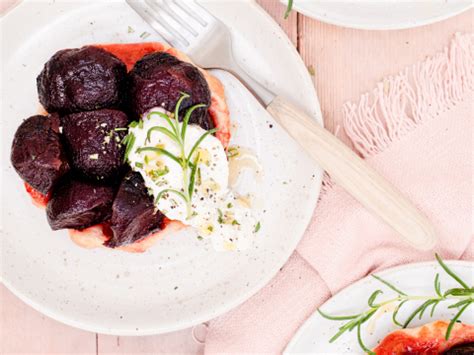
285, 261, 474, 353
0, 0, 323, 335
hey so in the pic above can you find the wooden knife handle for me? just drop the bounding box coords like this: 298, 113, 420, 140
267, 96, 437, 251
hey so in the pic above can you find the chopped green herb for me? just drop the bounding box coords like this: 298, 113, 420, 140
207, 225, 214, 232
227, 203, 233, 208
197, 167, 202, 186
144, 155, 150, 165
226, 147, 239, 158
129, 121, 139, 128
217, 209, 224, 224
138, 120, 144, 129
140, 31, 151, 39
188, 152, 200, 199
148, 166, 169, 180
254, 221, 261, 233
127, 26, 135, 33
114, 127, 128, 132
232, 220, 240, 226
123, 132, 136, 162
197, 236, 203, 241
135, 162, 144, 169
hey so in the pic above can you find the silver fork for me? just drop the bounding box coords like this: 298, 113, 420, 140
126, 0, 436, 251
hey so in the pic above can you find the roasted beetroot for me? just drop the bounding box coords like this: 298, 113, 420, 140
46, 177, 115, 230
61, 109, 128, 181
11, 114, 70, 195
107, 172, 166, 248
128, 52, 213, 129
443, 342, 474, 354
37, 46, 127, 114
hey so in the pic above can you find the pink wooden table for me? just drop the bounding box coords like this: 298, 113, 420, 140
1, 1, 472, 353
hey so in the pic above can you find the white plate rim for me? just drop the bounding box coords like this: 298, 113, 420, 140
283, 0, 472, 30
0, 0, 324, 335
284, 259, 474, 353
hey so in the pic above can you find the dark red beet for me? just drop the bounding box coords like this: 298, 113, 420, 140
47, 177, 115, 230
128, 52, 213, 129
107, 172, 166, 248
37, 46, 127, 114
61, 109, 128, 181
443, 343, 474, 354
11, 114, 70, 195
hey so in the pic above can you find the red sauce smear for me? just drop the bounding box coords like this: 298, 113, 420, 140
25, 182, 49, 208
374, 321, 474, 355
95, 42, 169, 71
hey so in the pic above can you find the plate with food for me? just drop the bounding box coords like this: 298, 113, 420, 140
285, 256, 474, 354
0, 0, 323, 335
282, 0, 472, 30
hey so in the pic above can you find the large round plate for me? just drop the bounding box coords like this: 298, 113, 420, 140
285, 261, 474, 353
282, 0, 472, 30
0, 0, 323, 335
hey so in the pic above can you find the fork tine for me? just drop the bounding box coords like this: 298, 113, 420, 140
144, 0, 189, 47
172, 0, 208, 27
160, 0, 199, 37
126, 0, 176, 46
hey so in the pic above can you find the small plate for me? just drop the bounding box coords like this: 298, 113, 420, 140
285, 261, 474, 353
282, 0, 472, 30
0, 0, 323, 335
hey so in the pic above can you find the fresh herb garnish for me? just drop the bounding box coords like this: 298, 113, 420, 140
217, 209, 224, 224
148, 167, 169, 181
134, 93, 218, 219
284, 0, 293, 19
318, 254, 474, 354
226, 146, 239, 158
254, 221, 261, 233
129, 120, 139, 128
122, 132, 136, 162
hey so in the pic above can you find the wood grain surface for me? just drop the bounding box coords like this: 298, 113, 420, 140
1, 1, 472, 354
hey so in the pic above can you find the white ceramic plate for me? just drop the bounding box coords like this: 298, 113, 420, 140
285, 261, 474, 353
282, 0, 472, 30
0, 0, 323, 335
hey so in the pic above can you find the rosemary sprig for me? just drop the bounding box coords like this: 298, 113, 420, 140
318, 254, 473, 354
130, 93, 217, 219
284, 0, 293, 19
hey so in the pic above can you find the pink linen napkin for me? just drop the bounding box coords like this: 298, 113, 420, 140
204, 33, 473, 353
